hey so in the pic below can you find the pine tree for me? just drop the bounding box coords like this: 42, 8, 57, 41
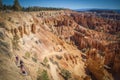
13, 0, 22, 11
0, 0, 3, 10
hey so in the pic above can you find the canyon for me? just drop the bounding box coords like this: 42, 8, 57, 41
0, 10, 120, 80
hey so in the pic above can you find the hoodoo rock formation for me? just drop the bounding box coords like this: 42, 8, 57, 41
0, 10, 120, 80
71, 12, 120, 34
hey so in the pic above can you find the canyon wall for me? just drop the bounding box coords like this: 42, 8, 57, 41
0, 10, 120, 80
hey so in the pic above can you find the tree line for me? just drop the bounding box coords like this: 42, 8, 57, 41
0, 0, 22, 11
0, 0, 66, 11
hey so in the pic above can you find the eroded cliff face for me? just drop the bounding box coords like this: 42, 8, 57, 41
38, 11, 118, 79
0, 11, 87, 80
71, 12, 120, 34
41, 11, 120, 80
0, 10, 120, 80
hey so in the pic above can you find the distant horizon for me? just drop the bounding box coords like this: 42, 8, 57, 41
2, 0, 120, 10
74, 8, 120, 10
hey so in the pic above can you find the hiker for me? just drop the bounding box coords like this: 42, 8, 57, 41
20, 60, 24, 65
20, 63, 27, 75
20, 60, 27, 75
15, 56, 19, 66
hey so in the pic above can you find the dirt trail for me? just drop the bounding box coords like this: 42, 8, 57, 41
49, 61, 60, 80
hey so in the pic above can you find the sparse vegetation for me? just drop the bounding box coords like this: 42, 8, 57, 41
32, 53, 38, 62
0, 40, 10, 55
34, 53, 38, 59
0, 31, 4, 39
37, 70, 49, 80
32, 57, 37, 63
24, 52, 30, 58
60, 69, 71, 80
43, 57, 48, 64
0, 22, 5, 28
12, 35, 19, 50
42, 57, 50, 68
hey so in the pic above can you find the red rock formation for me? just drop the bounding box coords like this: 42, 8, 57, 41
105, 41, 120, 75
31, 24, 36, 34
86, 58, 113, 80
71, 13, 120, 34
23, 24, 28, 35
18, 26, 23, 37
4, 11, 119, 79
14, 28, 18, 35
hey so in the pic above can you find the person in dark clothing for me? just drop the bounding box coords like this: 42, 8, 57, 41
16, 56, 19, 61
15, 56, 19, 66
20, 60, 27, 75
20, 60, 23, 65
20, 64, 27, 75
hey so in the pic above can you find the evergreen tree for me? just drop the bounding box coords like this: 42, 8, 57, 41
0, 0, 3, 10
13, 0, 21, 11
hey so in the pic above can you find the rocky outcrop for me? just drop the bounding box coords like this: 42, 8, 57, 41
42, 11, 120, 79
71, 13, 120, 34
43, 15, 78, 45
105, 41, 120, 74
18, 26, 23, 37
86, 58, 113, 80
31, 24, 36, 33
85, 48, 114, 80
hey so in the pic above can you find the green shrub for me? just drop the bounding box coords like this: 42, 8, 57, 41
12, 35, 19, 50
37, 70, 49, 80
0, 40, 10, 55
0, 22, 5, 28
32, 57, 37, 63
60, 69, 71, 80
32, 53, 38, 62
25, 52, 30, 58
42, 57, 50, 68
43, 57, 48, 64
